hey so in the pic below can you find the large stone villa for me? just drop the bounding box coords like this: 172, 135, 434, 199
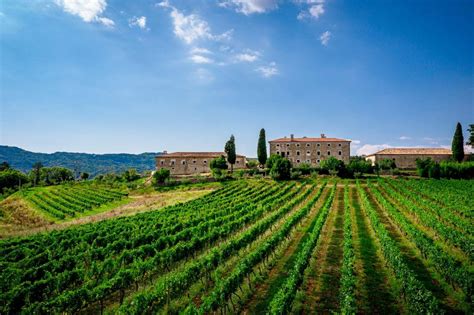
269, 134, 351, 166
365, 148, 454, 169
156, 152, 246, 175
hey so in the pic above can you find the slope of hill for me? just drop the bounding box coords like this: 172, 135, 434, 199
0, 145, 161, 177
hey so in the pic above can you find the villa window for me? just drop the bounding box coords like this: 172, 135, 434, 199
338, 151, 342, 156
317, 143, 320, 147
193, 160, 196, 164
328, 151, 331, 156
181, 160, 186, 165
160, 160, 164, 165
328, 143, 331, 147
204, 160, 207, 164
296, 144, 300, 147
171, 160, 175, 166
287, 151, 290, 156
317, 151, 321, 156
306, 143, 310, 147
296, 159, 300, 163
317, 159, 320, 163
296, 151, 300, 156
306, 151, 311, 156
338, 143, 342, 147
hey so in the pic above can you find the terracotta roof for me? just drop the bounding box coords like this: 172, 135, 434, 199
269, 137, 350, 143
368, 148, 452, 156
157, 152, 246, 158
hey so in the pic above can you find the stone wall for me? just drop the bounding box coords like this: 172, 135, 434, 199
156, 155, 246, 175
368, 154, 452, 169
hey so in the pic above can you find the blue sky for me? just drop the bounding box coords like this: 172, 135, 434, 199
0, 0, 472, 157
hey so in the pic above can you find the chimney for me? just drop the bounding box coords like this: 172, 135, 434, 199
290, 134, 294, 141
163, 150, 168, 154
321, 133, 326, 138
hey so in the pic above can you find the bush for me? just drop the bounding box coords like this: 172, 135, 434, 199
153, 168, 170, 185
416, 158, 433, 177
0, 169, 29, 193
439, 161, 474, 179
321, 157, 350, 178
428, 163, 441, 179
269, 155, 292, 180
290, 170, 302, 180
347, 158, 373, 175
298, 163, 312, 175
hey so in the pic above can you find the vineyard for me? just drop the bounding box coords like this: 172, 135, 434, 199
0, 178, 472, 314
21, 185, 128, 220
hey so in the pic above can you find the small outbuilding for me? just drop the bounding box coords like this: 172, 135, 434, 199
365, 148, 452, 169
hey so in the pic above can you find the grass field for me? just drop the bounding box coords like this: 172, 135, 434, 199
0, 178, 472, 314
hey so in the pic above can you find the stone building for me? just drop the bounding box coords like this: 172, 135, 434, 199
156, 152, 246, 175
365, 148, 452, 169
269, 134, 351, 166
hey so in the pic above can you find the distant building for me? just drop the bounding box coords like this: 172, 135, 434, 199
365, 148, 452, 169
269, 134, 351, 166
156, 152, 246, 175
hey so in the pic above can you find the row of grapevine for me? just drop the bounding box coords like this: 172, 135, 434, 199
267, 183, 336, 314
387, 179, 472, 236
1, 182, 285, 313
368, 181, 473, 303
377, 179, 473, 261
116, 183, 315, 314
192, 183, 327, 314
356, 181, 439, 313
405, 179, 474, 218
26, 186, 128, 219
339, 183, 357, 313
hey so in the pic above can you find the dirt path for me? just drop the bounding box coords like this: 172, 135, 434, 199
240, 186, 331, 314
350, 187, 399, 314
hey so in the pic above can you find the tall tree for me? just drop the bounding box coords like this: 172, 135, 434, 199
257, 128, 268, 167
225, 135, 236, 172
468, 124, 474, 148
451, 122, 464, 162
32, 162, 43, 186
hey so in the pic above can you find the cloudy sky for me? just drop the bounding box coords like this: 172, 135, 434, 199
0, 0, 472, 156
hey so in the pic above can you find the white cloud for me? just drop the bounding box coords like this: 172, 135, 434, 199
158, 2, 231, 44
219, 0, 278, 15
309, 4, 324, 18
191, 47, 212, 54
319, 31, 331, 46
97, 16, 114, 27
256, 62, 278, 78
351, 140, 361, 145
399, 136, 411, 140
190, 54, 214, 64
129, 16, 147, 29
356, 144, 392, 156
235, 50, 260, 62
296, 1, 325, 20
55, 0, 114, 26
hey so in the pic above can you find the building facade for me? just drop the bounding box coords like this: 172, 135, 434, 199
269, 134, 351, 166
365, 148, 453, 169
156, 152, 246, 175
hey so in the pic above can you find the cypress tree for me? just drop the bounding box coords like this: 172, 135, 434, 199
451, 122, 464, 162
225, 135, 236, 172
257, 128, 268, 167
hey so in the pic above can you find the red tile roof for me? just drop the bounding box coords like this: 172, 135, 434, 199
269, 137, 350, 143
158, 152, 246, 158
368, 148, 452, 156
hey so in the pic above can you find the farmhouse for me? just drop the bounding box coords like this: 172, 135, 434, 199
365, 148, 452, 169
156, 152, 246, 175
269, 134, 351, 166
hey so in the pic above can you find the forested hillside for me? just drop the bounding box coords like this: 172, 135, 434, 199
0, 146, 161, 177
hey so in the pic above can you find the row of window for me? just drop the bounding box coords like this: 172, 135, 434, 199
276, 150, 343, 157
276, 143, 342, 148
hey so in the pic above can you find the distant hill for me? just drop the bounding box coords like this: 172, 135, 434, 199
0, 145, 161, 177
